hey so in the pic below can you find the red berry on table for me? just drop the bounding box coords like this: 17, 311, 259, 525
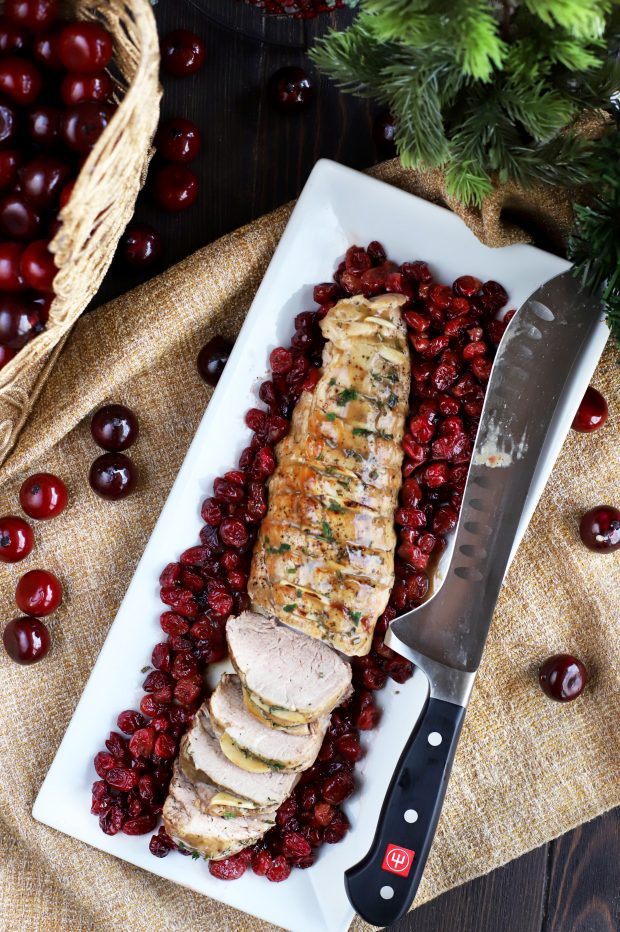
0, 193, 42, 239
539, 654, 588, 702
15, 568, 62, 616
571, 386, 608, 433
89, 452, 137, 500
3, 616, 50, 664
0, 15, 29, 53
579, 505, 620, 552
33, 28, 63, 68
19, 155, 71, 209
0, 242, 26, 291
0, 345, 16, 369
0, 100, 18, 147
90, 403, 139, 452
4, 0, 58, 32
152, 164, 198, 212
0, 296, 41, 346
19, 472, 67, 519
58, 22, 113, 73
0, 514, 34, 562
60, 71, 113, 106
155, 116, 201, 163
373, 111, 396, 149
61, 101, 115, 153
59, 178, 74, 209
268, 66, 315, 111
0, 149, 21, 189
0, 56, 42, 104
197, 335, 233, 387
20, 240, 56, 291
118, 223, 162, 270
28, 104, 61, 147
160, 29, 205, 77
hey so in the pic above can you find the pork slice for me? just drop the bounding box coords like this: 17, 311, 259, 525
163, 762, 273, 860
226, 611, 352, 717
210, 674, 328, 771
184, 705, 298, 807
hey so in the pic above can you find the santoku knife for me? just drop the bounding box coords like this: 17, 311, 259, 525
344, 269, 603, 926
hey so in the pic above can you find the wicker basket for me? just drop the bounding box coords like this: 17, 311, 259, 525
0, 0, 161, 466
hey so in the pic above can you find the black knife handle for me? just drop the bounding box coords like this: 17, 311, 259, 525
345, 697, 466, 927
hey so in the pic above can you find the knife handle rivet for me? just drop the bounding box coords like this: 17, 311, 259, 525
380, 886, 394, 900
404, 809, 418, 823
428, 732, 442, 746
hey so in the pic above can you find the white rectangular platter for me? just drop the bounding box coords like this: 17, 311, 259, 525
33, 160, 609, 932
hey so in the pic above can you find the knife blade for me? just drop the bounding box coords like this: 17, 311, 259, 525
344, 269, 604, 926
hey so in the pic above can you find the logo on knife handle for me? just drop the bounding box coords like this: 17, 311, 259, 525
382, 844, 415, 877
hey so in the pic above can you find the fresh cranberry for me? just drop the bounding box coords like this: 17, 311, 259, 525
20, 240, 56, 291
15, 568, 62, 616
33, 27, 63, 68
61, 101, 114, 153
89, 452, 137, 500
90, 404, 139, 452
19, 472, 67, 519
268, 66, 314, 111
58, 178, 74, 208
0, 56, 42, 104
155, 116, 201, 163
0, 242, 25, 290
5, 0, 57, 31
28, 103, 60, 147
59, 22, 113, 73
161, 29, 205, 77
208, 853, 248, 880
373, 111, 396, 148
0, 514, 34, 561
197, 335, 233, 387
0, 101, 18, 146
579, 505, 620, 552
0, 194, 41, 239
3, 615, 49, 663
539, 654, 588, 702
152, 164, 198, 211
571, 386, 608, 433
61, 70, 113, 105
0, 15, 29, 52
117, 709, 147, 735
118, 223, 162, 270
0, 150, 21, 189
19, 155, 71, 209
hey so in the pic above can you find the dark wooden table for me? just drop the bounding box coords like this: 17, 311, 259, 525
101, 3, 620, 929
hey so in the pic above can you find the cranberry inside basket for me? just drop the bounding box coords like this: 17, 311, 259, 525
91, 241, 511, 879
0, 0, 160, 467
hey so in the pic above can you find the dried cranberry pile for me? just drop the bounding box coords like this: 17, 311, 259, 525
91, 241, 511, 878
0, 2, 117, 370
238, 0, 346, 18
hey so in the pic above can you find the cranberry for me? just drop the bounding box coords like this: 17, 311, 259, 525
5, 0, 57, 31
118, 223, 162, 270
89, 452, 137, 500
0, 149, 21, 190
579, 505, 620, 552
58, 178, 74, 208
0, 514, 34, 562
61, 71, 113, 105
209, 853, 248, 880
122, 814, 158, 835
19, 472, 67, 519
0, 345, 16, 369
161, 29, 205, 77
3, 615, 49, 663
0, 56, 42, 104
0, 194, 41, 239
266, 854, 292, 882
27, 104, 60, 146
268, 66, 315, 111
59, 22, 113, 73
219, 517, 249, 548
321, 771, 355, 804
61, 101, 114, 153
571, 386, 608, 433
453, 275, 481, 297
90, 404, 139, 452
0, 16, 29, 52
33, 27, 63, 68
15, 568, 61, 616
197, 335, 233, 387
0, 242, 25, 290
19, 155, 71, 209
152, 164, 198, 211
373, 111, 396, 148
539, 654, 588, 702
0, 101, 18, 147
20, 240, 56, 291
117, 709, 147, 735
156, 116, 201, 163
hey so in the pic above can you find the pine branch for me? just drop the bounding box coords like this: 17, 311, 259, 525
523, 0, 612, 39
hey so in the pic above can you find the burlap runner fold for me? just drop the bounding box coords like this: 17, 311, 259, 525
1, 162, 618, 932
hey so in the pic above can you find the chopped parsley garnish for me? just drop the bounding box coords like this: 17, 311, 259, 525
191, 851, 201, 859
337, 388, 357, 405
283, 603, 297, 612
329, 378, 336, 386
328, 499, 345, 514
377, 430, 393, 440
352, 427, 372, 437
267, 541, 291, 554
387, 392, 398, 409
337, 477, 351, 490
140, 665, 152, 674
321, 520, 333, 540
387, 370, 398, 383
349, 610, 362, 625
325, 412, 336, 421
368, 468, 378, 480
344, 448, 363, 461
287, 567, 296, 574
222, 812, 237, 820
296, 589, 302, 597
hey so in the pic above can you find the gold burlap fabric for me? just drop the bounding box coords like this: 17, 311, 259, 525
1, 162, 618, 932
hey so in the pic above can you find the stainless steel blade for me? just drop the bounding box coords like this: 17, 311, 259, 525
388, 270, 603, 699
